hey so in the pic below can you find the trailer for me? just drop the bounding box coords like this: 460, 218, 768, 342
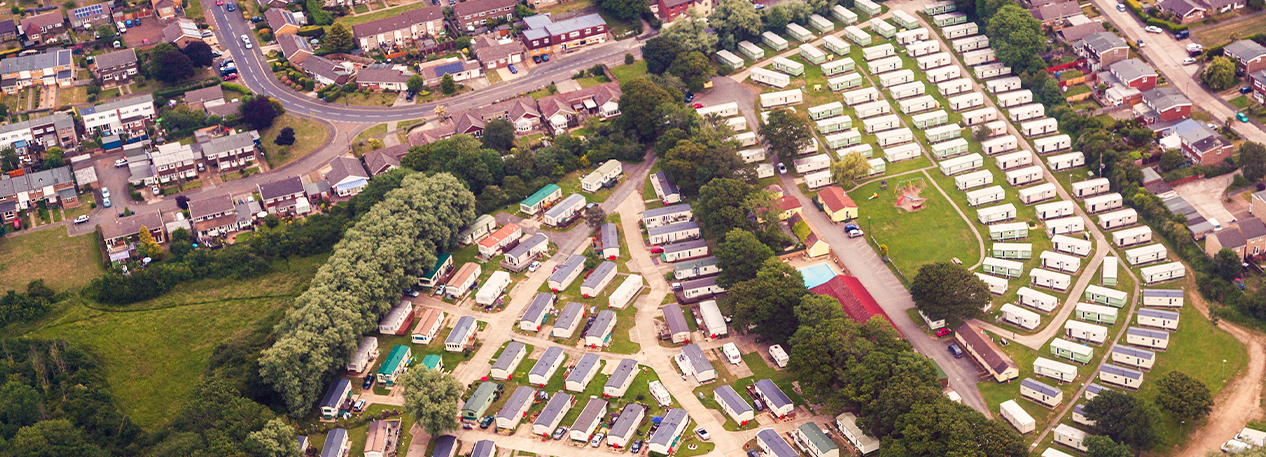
974, 62, 1011, 79
1047, 217, 1086, 237
1102, 256, 1119, 287
738, 41, 765, 60
697, 102, 739, 118
1008, 104, 1045, 123
926, 64, 961, 84
975, 272, 1010, 294
1005, 166, 1044, 187
939, 152, 982, 176
931, 138, 970, 160
1054, 423, 1090, 452
872, 19, 897, 38
962, 107, 998, 126
1072, 404, 1095, 428
907, 40, 940, 57
896, 27, 930, 46
889, 81, 927, 100
856, 101, 893, 120
866, 55, 903, 74
825, 129, 863, 149
1096, 209, 1136, 231
984, 257, 1025, 278
760, 89, 804, 108
1000, 399, 1036, 434
841, 87, 879, 105
916, 52, 951, 70
837, 143, 873, 160
799, 44, 827, 65
980, 135, 1017, 156
822, 35, 851, 56
863, 113, 900, 132
1084, 285, 1128, 308
1111, 226, 1152, 248
877, 70, 916, 88
925, 124, 963, 142
1137, 308, 1180, 330
1001, 303, 1041, 330
925, 0, 956, 15
1021, 377, 1064, 407
772, 57, 805, 76
794, 154, 831, 174
805, 170, 835, 189
833, 4, 858, 24
808, 102, 845, 120
967, 185, 1006, 207
1019, 183, 1058, 205
890, 9, 918, 28
856, 0, 882, 15
977, 202, 1015, 222
1047, 151, 1085, 171
739, 148, 766, 164
821, 58, 854, 77
1048, 237, 1090, 261
809, 14, 834, 33
900, 95, 940, 114
734, 131, 758, 147
1016, 286, 1058, 313
963, 48, 997, 66
986, 77, 1022, 94
933, 11, 968, 26
1143, 289, 1183, 308
1084, 193, 1123, 214
951, 34, 990, 52
1041, 250, 1081, 273
882, 142, 921, 161
762, 31, 789, 51
931, 79, 970, 98
991, 242, 1032, 259
866, 157, 887, 175
995, 90, 1033, 110
1034, 201, 1073, 221
1127, 326, 1169, 350
1022, 118, 1060, 137
1031, 268, 1072, 291
1128, 244, 1167, 267
714, 50, 746, 70
988, 221, 1028, 240
1066, 320, 1108, 344
943, 22, 980, 39
1085, 383, 1109, 400
1075, 302, 1118, 325
1051, 338, 1094, 364
1067, 178, 1109, 199
1111, 345, 1156, 370
876, 128, 915, 147
828, 72, 864, 91
787, 22, 814, 42
1034, 134, 1073, 154
750, 67, 791, 88
1034, 357, 1078, 383
845, 26, 872, 46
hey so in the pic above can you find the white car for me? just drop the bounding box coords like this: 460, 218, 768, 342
1183, 57, 1197, 65
114, 158, 127, 167
1145, 25, 1162, 33
777, 163, 787, 174
101, 187, 110, 199
241, 34, 252, 49
1223, 440, 1251, 453
73, 215, 89, 224
1136, 39, 1145, 48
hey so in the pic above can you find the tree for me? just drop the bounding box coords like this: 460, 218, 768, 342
41, 147, 64, 170
245, 418, 301, 457
0, 147, 17, 172
240, 97, 280, 130
1241, 142, 1266, 182
0, 381, 42, 439
1214, 248, 1242, 282
831, 152, 871, 185
181, 41, 215, 67
8, 420, 111, 457
910, 262, 990, 327
1156, 371, 1213, 421
138, 226, 162, 259
274, 127, 296, 146
723, 258, 806, 343
880, 399, 1027, 457
760, 108, 813, 162
306, 0, 334, 24
433, 105, 449, 120
406, 74, 426, 93
597, 0, 648, 22
480, 118, 515, 152
1159, 149, 1185, 171
642, 36, 683, 75
157, 49, 195, 83
710, 0, 763, 47
584, 205, 606, 229
440, 74, 457, 94
325, 23, 355, 53
1084, 390, 1162, 451
715, 229, 774, 287
398, 368, 465, 435
1085, 436, 1133, 457
96, 24, 115, 38
617, 77, 676, 141
669, 51, 715, 92
986, 4, 1045, 72
1204, 56, 1237, 91
659, 12, 718, 54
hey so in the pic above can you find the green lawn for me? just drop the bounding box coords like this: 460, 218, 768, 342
852, 176, 980, 277
0, 228, 103, 293
334, 1, 432, 27
609, 61, 648, 83
340, 91, 398, 107
261, 114, 330, 168
57, 86, 88, 106
1231, 95, 1251, 109
352, 123, 389, 155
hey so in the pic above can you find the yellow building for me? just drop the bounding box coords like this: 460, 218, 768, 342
818, 186, 858, 222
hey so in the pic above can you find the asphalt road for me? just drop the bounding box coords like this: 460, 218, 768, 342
205, 2, 643, 123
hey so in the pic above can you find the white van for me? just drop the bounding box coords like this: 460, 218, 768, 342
1222, 440, 1251, 453
722, 343, 741, 365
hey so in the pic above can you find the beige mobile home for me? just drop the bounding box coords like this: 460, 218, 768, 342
888, 81, 927, 100
896, 27, 929, 46
1036, 200, 1075, 220
1000, 400, 1036, 434
1008, 103, 1045, 122
1006, 166, 1044, 187
1047, 151, 1085, 171
963, 48, 997, 65
877, 129, 915, 147
976, 272, 1009, 294
986, 77, 1022, 94
1033, 357, 1078, 383
1041, 250, 1082, 273
878, 69, 916, 87
760, 89, 804, 108
1053, 424, 1089, 452
1046, 216, 1085, 236
907, 40, 940, 57
1126, 326, 1169, 350
1113, 226, 1152, 247
982, 135, 1018, 155
957, 169, 995, 191
1031, 268, 1072, 291
952, 35, 990, 52
1111, 344, 1156, 370
939, 153, 983, 175
967, 185, 1006, 207
1141, 262, 1184, 284
805, 170, 835, 188
1019, 183, 1058, 205
863, 114, 900, 133
1001, 303, 1041, 329
944, 22, 980, 39
1098, 208, 1137, 230
916, 52, 952, 70
1137, 308, 1179, 330
857, 101, 893, 120
1022, 118, 1060, 137
928, 65, 962, 84
937, 78, 974, 96
1019, 286, 1058, 312
1065, 319, 1108, 344
915, 110, 951, 130
1143, 289, 1183, 308
1099, 364, 1144, 389
962, 107, 998, 126
1035, 134, 1073, 154
842, 87, 879, 105
763, 31, 789, 50
995, 150, 1033, 170
751, 67, 792, 88
974, 62, 1011, 79
1021, 377, 1064, 406
997, 89, 1034, 108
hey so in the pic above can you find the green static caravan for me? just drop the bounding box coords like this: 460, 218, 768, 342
895, 27, 929, 46
738, 40, 765, 60
871, 19, 897, 38
828, 72, 864, 91
933, 12, 968, 26
990, 242, 1032, 260
1050, 338, 1094, 364
925, 0, 956, 15
786, 23, 815, 42
799, 44, 827, 65
1075, 302, 1119, 325
520, 183, 562, 215
816, 115, 853, 134
772, 56, 805, 76
825, 129, 862, 149
376, 345, 412, 386
808, 101, 845, 120
844, 25, 871, 46
866, 157, 886, 175
892, 10, 919, 29
877, 128, 914, 147
715, 50, 745, 70
837, 143, 873, 159
822, 35, 851, 56
1101, 256, 1119, 287
924, 123, 962, 142
762, 31, 789, 51
988, 221, 1028, 241
832, 5, 858, 24
462, 382, 502, 420
821, 57, 855, 77
932, 138, 970, 159
911, 109, 949, 129
983, 257, 1024, 278
1084, 284, 1128, 308
855, 0, 882, 16
809, 14, 834, 33
899, 94, 940, 115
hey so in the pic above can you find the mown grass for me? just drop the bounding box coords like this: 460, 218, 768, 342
0, 228, 103, 293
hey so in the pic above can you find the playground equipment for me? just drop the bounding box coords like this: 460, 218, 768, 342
894, 177, 927, 210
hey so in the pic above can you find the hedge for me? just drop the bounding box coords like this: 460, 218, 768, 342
297, 25, 324, 37
1124, 0, 1189, 33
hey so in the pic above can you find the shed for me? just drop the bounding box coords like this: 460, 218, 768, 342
1052, 234, 1092, 256
529, 347, 567, 386
714, 385, 754, 426
1054, 424, 1089, 452
1050, 338, 1094, 364
1021, 377, 1064, 407
490, 341, 527, 380
1037, 200, 1076, 220
604, 358, 640, 397
1141, 262, 1185, 284
1065, 319, 1108, 344
1034, 357, 1079, 383
566, 353, 602, 392
1100, 364, 1144, 389
968, 186, 1006, 207
1001, 399, 1035, 434
532, 393, 573, 436
1041, 250, 1081, 273
1143, 288, 1183, 308
519, 293, 556, 332
608, 403, 646, 448
1018, 286, 1058, 312
1111, 344, 1156, 370
991, 242, 1032, 259
1001, 303, 1041, 329
1127, 326, 1169, 350
570, 398, 608, 442
584, 309, 617, 348
495, 386, 535, 430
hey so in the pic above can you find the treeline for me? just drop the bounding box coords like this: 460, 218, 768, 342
259, 173, 476, 416
0, 280, 56, 327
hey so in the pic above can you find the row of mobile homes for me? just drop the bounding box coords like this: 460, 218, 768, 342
1084, 285, 1128, 308
772, 57, 805, 76
866, 55, 903, 74
817, 116, 853, 134
1099, 208, 1137, 230
958, 170, 995, 192
1127, 326, 1169, 350
944, 22, 979, 39
952, 35, 989, 52
855, 0, 882, 14
842, 87, 879, 105
1100, 364, 1144, 389
1046, 216, 1086, 237
1113, 226, 1152, 247
1001, 303, 1041, 329
928, 65, 962, 83
1034, 357, 1078, 383
1022, 377, 1064, 407
963, 48, 996, 66
908, 40, 940, 57
1009, 104, 1045, 122
1041, 250, 1081, 273
716, 50, 744, 70
995, 150, 1032, 170
962, 107, 998, 126
977, 273, 1009, 295
1020, 183, 1058, 205
857, 101, 892, 120
974, 62, 1011, 79
826, 130, 863, 149
1051, 338, 1094, 364
877, 128, 914, 147
987, 77, 1022, 94
992, 242, 1032, 259
892, 10, 918, 28
763, 31, 789, 51
739, 41, 764, 60
1019, 286, 1059, 312
806, 170, 836, 188
1035, 134, 1073, 154
982, 135, 1018, 155
1054, 424, 1089, 452
896, 27, 930, 45
968, 185, 1006, 207
917, 52, 952, 70
926, 124, 963, 142
1112, 344, 1156, 370
1022, 118, 1060, 137
833, 5, 859, 24
878, 69, 916, 87
984, 257, 1024, 278
1000, 400, 1036, 434
1138, 308, 1179, 330
760, 89, 804, 108
939, 153, 983, 175
787, 23, 814, 42
751, 67, 791, 88
872, 18, 897, 38
889, 81, 927, 100
808, 102, 845, 120
845, 26, 871, 46
989, 221, 1028, 240
1066, 319, 1108, 344
926, 0, 956, 14
935, 138, 972, 159
1076, 302, 1118, 325
822, 35, 851, 55
997, 89, 1033, 108
821, 58, 854, 77
1047, 152, 1085, 172
1141, 262, 1185, 284
1007, 166, 1044, 187
1032, 268, 1072, 291
1143, 289, 1183, 308
1126, 243, 1166, 265
938, 78, 974, 96
799, 44, 827, 64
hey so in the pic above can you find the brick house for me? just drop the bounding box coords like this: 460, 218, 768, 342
521, 14, 607, 58
200, 132, 258, 172
1029, 1, 1081, 25
1077, 31, 1129, 71
101, 212, 166, 262
1202, 0, 1245, 13
278, 33, 314, 67
265, 9, 305, 35
473, 35, 525, 70
0, 49, 73, 94
1205, 225, 1246, 258
536, 82, 621, 134
1158, 0, 1206, 23
20, 12, 65, 45
1224, 39, 1266, 75
0, 166, 78, 220
151, 142, 199, 183
1139, 87, 1192, 123
0, 113, 77, 165
189, 193, 243, 238
68, 2, 112, 29
78, 94, 155, 136
1107, 59, 1157, 91
452, 0, 515, 31
1177, 120, 1233, 165
93, 48, 138, 86
351, 6, 444, 52
1240, 217, 1266, 258
258, 177, 307, 214
356, 67, 411, 91
162, 19, 203, 47
656, 0, 712, 23
363, 143, 410, 175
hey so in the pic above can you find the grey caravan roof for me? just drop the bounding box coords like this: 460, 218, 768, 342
446, 316, 476, 346
567, 353, 602, 385
544, 194, 585, 220
530, 347, 565, 378
572, 397, 608, 432
714, 385, 753, 415
1127, 326, 1169, 340
1111, 344, 1155, 360
601, 222, 618, 247
1138, 308, 1179, 320
1073, 404, 1087, 416
609, 403, 646, 438
522, 293, 555, 324
650, 408, 689, 447
319, 378, 350, 409
506, 233, 548, 258
1102, 364, 1143, 379
1086, 382, 1108, 395
674, 256, 719, 273
662, 304, 690, 335
648, 220, 699, 237
757, 428, 798, 457
1022, 377, 1061, 397
682, 276, 718, 290
320, 429, 347, 457
549, 255, 586, 283
682, 344, 713, 375
652, 171, 679, 196
755, 378, 793, 410
586, 310, 616, 338
431, 435, 457, 457
535, 393, 573, 429
605, 358, 639, 390
582, 261, 617, 289
495, 385, 535, 420
555, 302, 585, 331
1142, 288, 1183, 299
492, 341, 526, 372
471, 440, 497, 457
644, 203, 692, 219
663, 239, 708, 254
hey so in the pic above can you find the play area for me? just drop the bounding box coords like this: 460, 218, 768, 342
852, 176, 977, 275
893, 178, 928, 212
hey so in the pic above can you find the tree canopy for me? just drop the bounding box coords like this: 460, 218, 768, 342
1240, 142, 1266, 182
759, 108, 813, 163
715, 228, 774, 288
240, 97, 281, 130
480, 118, 515, 152
181, 40, 215, 67
398, 368, 465, 435
324, 23, 355, 54
617, 77, 677, 141
1155, 371, 1213, 421
985, 4, 1045, 73
709, 0, 763, 48
723, 257, 805, 343
910, 262, 990, 327
1203, 57, 1237, 91
1084, 389, 1162, 451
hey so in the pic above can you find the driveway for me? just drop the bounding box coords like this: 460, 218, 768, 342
1173, 172, 1238, 225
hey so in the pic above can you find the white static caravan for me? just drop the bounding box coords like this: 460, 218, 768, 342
1100, 364, 1145, 390
892, 9, 918, 28
787, 23, 814, 42
1052, 234, 1092, 257
1054, 424, 1090, 452
934, 11, 968, 26
856, 101, 893, 120
1034, 357, 1078, 383
896, 28, 929, 46
1075, 302, 1118, 325
1127, 326, 1170, 350
838, 143, 873, 159
967, 186, 1006, 207
921, 116, 958, 136
937, 78, 974, 97
917, 52, 952, 70
888, 81, 927, 100
833, 4, 858, 24
1019, 286, 1059, 312
939, 153, 983, 176
809, 14, 834, 33
842, 87, 879, 105
1137, 308, 1180, 330
738, 41, 765, 60
1098, 209, 1138, 230
863, 114, 900, 133
1066, 320, 1109, 344
867, 158, 887, 175
794, 154, 831, 174
976, 272, 1010, 295
1008, 104, 1045, 122
974, 62, 1012, 79
883, 143, 922, 162
992, 242, 1032, 260
1035, 134, 1073, 154
981, 135, 1018, 155
1031, 268, 1072, 291
1085, 383, 1109, 401
609, 274, 643, 309
943, 22, 980, 39
772, 57, 806, 76
821, 58, 854, 77
1084, 285, 1128, 309
963, 48, 997, 66
1001, 303, 1041, 329
1112, 226, 1152, 248
716, 50, 745, 70
926, 124, 963, 142
845, 25, 872, 46
986, 77, 1022, 94
984, 257, 1024, 278
763, 31, 789, 51
1001, 400, 1036, 434
1046, 216, 1086, 237
726, 116, 748, 133
872, 19, 897, 38
697, 102, 740, 118
1041, 251, 1082, 273
962, 107, 998, 126
1052, 338, 1095, 364
984, 120, 1010, 137
760, 89, 804, 108
1047, 152, 1085, 171
757, 163, 775, 178
878, 70, 916, 88
926, 0, 956, 14
1022, 118, 1060, 137
952, 35, 990, 52
989, 221, 1029, 240
862, 43, 897, 61
828, 72, 865, 91
956, 169, 994, 191
1021, 377, 1064, 407
1103, 257, 1119, 287
817, 115, 853, 134
1143, 289, 1183, 308
1006, 166, 1044, 187
997, 90, 1034, 108
822, 35, 851, 56
876, 128, 914, 147
855, 0, 881, 14
1141, 262, 1185, 285
799, 44, 827, 65
826, 130, 863, 149
1125, 244, 1167, 267
734, 132, 758, 147
947, 92, 984, 110
1019, 183, 1058, 205
808, 102, 845, 120
936, 136, 972, 157
1112, 345, 1156, 370
907, 40, 940, 57
1071, 177, 1111, 198
927, 65, 962, 83
805, 170, 835, 189
1036, 200, 1075, 220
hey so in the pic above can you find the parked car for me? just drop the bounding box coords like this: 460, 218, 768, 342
551, 426, 568, 440
352, 399, 366, 412
114, 158, 127, 167
777, 163, 787, 174
752, 398, 765, 411
541, 54, 549, 62
533, 55, 542, 64
630, 439, 644, 453
103, 197, 112, 208
1136, 39, 1145, 48
1183, 57, 1197, 65
251, 15, 263, 22
226, 3, 235, 10
1175, 29, 1190, 39
1239, 112, 1251, 123
747, 451, 761, 457
948, 343, 964, 358
683, 91, 695, 102
1116, 3, 1125, 10
589, 433, 605, 448
479, 416, 494, 429
223, 73, 238, 81
403, 289, 420, 297
845, 223, 863, 238
362, 374, 374, 389
508, 64, 517, 74
695, 428, 710, 441
151, 185, 161, 195
935, 328, 952, 337
1145, 25, 1162, 33
692, 103, 704, 109
1242, 86, 1254, 94
528, 261, 541, 272
101, 187, 110, 199
74, 215, 89, 224
650, 246, 664, 254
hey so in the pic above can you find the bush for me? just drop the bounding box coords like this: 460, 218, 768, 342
625, 53, 635, 65
297, 25, 325, 37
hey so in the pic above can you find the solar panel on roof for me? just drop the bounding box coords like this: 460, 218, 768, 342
435, 62, 465, 77
74, 4, 103, 18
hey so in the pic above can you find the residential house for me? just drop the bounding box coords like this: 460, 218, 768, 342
265, 8, 305, 35
1178, 121, 1233, 165
480, 97, 541, 133
1204, 0, 1245, 13
151, 142, 199, 183
152, 0, 176, 19
1139, 87, 1192, 123
521, 13, 607, 58
304, 56, 355, 86
1108, 59, 1158, 91
352, 6, 445, 52
1242, 217, 1266, 257
162, 19, 202, 48
326, 156, 370, 196
1225, 39, 1266, 75
0, 49, 73, 94
357, 67, 412, 92
0, 20, 18, 41
473, 35, 525, 70
278, 33, 314, 67
200, 132, 258, 172
92, 49, 138, 86
0, 112, 76, 164
818, 186, 858, 222
1158, 0, 1207, 22
1207, 223, 1248, 257
20, 12, 65, 45
184, 86, 226, 111
257, 177, 307, 214
1056, 21, 1105, 43
452, 0, 515, 31
68, 2, 111, 29
657, 0, 712, 22
536, 82, 621, 134
189, 193, 244, 238
101, 212, 166, 262
0, 166, 78, 219
1030, 1, 1081, 25
79, 94, 155, 136
1077, 32, 1129, 71
364, 143, 410, 176
421, 59, 481, 85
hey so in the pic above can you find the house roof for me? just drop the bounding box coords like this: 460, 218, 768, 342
474, 35, 525, 63
351, 6, 443, 38
101, 212, 164, 241
1102, 364, 1143, 379
1110, 59, 1156, 82
682, 275, 717, 291
184, 86, 225, 106
1215, 227, 1248, 248
319, 378, 350, 409
818, 186, 856, 213
757, 428, 798, 457
496, 385, 535, 420
809, 275, 897, 330
470, 440, 497, 457
491, 341, 525, 371
537, 82, 621, 119
572, 398, 608, 432
1226, 39, 1266, 61
754, 378, 792, 409
189, 193, 235, 219
201, 132, 256, 157
80, 93, 153, 116
555, 301, 585, 331
664, 240, 708, 256
798, 423, 836, 453
320, 429, 347, 457
650, 409, 689, 447
278, 33, 313, 61
954, 321, 1016, 375
609, 403, 645, 438
1022, 377, 1061, 397
1160, 0, 1206, 15
544, 193, 585, 220
652, 171, 679, 196
0, 165, 74, 200
586, 309, 616, 338
1057, 21, 1105, 42
326, 156, 370, 185
530, 346, 565, 377
432, 435, 456, 457
1240, 217, 1266, 239
162, 18, 200, 43
674, 256, 718, 273
481, 96, 541, 123
1138, 308, 1179, 319
0, 49, 71, 74
535, 393, 573, 428
357, 67, 411, 84
95, 49, 137, 69
1206, 0, 1243, 9
206, 100, 242, 118
648, 220, 698, 237
600, 222, 618, 248
423, 60, 479, 81
1112, 344, 1155, 360
448, 315, 476, 345
20, 11, 64, 31
506, 232, 547, 259
606, 358, 638, 388
778, 196, 801, 211
543, 13, 605, 37
258, 177, 305, 200
548, 255, 586, 285
264, 8, 302, 30
303, 55, 355, 84
1128, 325, 1170, 339
522, 292, 555, 324
644, 203, 692, 219
681, 343, 712, 374
453, 0, 515, 18
1081, 31, 1127, 54
567, 353, 601, 384
363, 144, 409, 175
582, 261, 618, 289
1142, 87, 1191, 112
714, 385, 752, 415
1031, 1, 1081, 21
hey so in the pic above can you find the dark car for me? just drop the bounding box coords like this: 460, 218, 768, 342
406, 90, 416, 101
1175, 29, 1189, 40
362, 374, 374, 389
479, 415, 494, 429
747, 450, 761, 457
684, 91, 695, 102
533, 55, 542, 63
226, 3, 235, 10
631, 440, 644, 453
948, 343, 964, 358
403, 288, 420, 297
251, 16, 263, 22
542, 54, 549, 62
1242, 86, 1254, 94
752, 398, 765, 411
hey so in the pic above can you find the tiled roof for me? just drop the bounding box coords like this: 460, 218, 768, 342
357, 67, 411, 84
20, 11, 64, 31
363, 144, 409, 175
258, 177, 305, 200
1031, 1, 1081, 21
351, 6, 443, 38
184, 85, 224, 105
1110, 59, 1156, 82
95, 49, 137, 69
278, 33, 313, 62
326, 156, 369, 185
537, 82, 621, 119
1226, 39, 1266, 61
0, 49, 71, 73
1240, 217, 1266, 239
189, 193, 235, 219
1160, 0, 1205, 14
1142, 87, 1190, 111
954, 321, 1016, 375
453, 0, 514, 18
1081, 31, 1127, 53
809, 275, 896, 330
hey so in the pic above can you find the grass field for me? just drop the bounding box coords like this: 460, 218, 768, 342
262, 114, 330, 168
334, 1, 432, 28
0, 228, 103, 293
340, 91, 398, 107
609, 61, 647, 83
352, 123, 389, 155
852, 177, 981, 277
1231, 95, 1251, 109
1194, 13, 1266, 47
57, 86, 88, 106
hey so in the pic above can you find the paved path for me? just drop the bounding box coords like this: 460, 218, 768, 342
920, 169, 987, 270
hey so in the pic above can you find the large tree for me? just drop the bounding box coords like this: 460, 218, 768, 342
597, 0, 648, 22
181, 40, 215, 67
660, 138, 748, 195
8, 420, 111, 457
399, 368, 465, 435
1240, 142, 1266, 182
696, 178, 756, 234
240, 96, 280, 130
480, 118, 515, 152
831, 151, 872, 186
759, 108, 813, 163
1085, 436, 1133, 457
723, 257, 806, 343
617, 77, 676, 141
324, 23, 355, 53
1203, 56, 1237, 91
245, 418, 302, 457
910, 262, 990, 327
985, 4, 1045, 73
1214, 248, 1242, 282
709, 0, 763, 47
1084, 390, 1162, 452
669, 51, 715, 92
642, 36, 685, 75
715, 229, 774, 288
658, 12, 718, 54
157, 49, 195, 83
880, 399, 1028, 457
1155, 371, 1213, 421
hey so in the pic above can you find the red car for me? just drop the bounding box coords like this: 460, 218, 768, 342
650, 246, 664, 254
223, 73, 239, 81
692, 103, 703, 109
216, 0, 222, 4
935, 328, 952, 338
